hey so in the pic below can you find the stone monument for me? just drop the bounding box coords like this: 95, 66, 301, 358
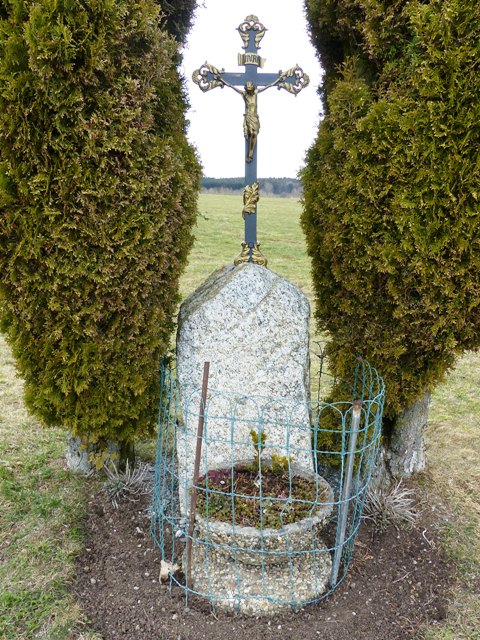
176, 262, 313, 514
175, 16, 332, 613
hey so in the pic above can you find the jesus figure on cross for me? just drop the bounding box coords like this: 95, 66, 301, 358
242, 82, 259, 163
228, 78, 291, 164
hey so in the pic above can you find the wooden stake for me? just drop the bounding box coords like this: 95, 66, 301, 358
186, 361, 210, 591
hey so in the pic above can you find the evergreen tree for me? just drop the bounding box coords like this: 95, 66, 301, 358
161, 0, 197, 44
0, 0, 201, 463
302, 0, 480, 479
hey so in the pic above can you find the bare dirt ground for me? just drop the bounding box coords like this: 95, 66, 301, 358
73, 484, 454, 640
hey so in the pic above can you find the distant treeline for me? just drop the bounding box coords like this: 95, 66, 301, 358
201, 177, 302, 197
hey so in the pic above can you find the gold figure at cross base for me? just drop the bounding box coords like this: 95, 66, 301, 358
234, 243, 268, 268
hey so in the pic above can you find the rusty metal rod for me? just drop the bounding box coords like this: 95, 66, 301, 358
186, 361, 210, 591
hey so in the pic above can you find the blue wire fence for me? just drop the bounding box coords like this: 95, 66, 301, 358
151, 350, 385, 615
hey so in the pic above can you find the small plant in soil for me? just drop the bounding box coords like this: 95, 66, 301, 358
363, 480, 418, 533
102, 460, 150, 508
195, 431, 328, 529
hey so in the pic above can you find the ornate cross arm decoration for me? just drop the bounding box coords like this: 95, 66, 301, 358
192, 62, 227, 93
274, 65, 310, 95
238, 15, 266, 50
192, 63, 310, 96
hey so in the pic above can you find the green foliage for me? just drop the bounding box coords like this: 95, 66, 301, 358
304, 0, 373, 108
315, 390, 382, 472
196, 465, 325, 529
249, 428, 267, 471
302, 0, 480, 418
0, 0, 201, 445
0, 407, 91, 638
269, 454, 291, 476
248, 430, 292, 476
202, 176, 246, 192
315, 383, 351, 467
159, 0, 197, 44
304, 0, 416, 107
248, 429, 293, 477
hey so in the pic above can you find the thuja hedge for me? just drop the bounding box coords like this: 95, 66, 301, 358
160, 0, 197, 44
304, 0, 413, 106
0, 0, 201, 446
302, 0, 480, 418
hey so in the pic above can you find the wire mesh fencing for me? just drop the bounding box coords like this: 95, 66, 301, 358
151, 352, 385, 615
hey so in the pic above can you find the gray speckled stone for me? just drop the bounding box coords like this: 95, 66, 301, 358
187, 533, 332, 615
186, 466, 333, 614
176, 263, 312, 515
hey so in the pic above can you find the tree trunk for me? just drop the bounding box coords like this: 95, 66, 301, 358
65, 434, 134, 475
387, 391, 430, 478
371, 391, 431, 488
65, 435, 94, 475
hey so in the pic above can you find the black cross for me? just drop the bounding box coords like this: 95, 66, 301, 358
193, 15, 309, 266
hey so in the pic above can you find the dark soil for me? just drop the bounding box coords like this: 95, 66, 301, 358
196, 465, 329, 528
74, 483, 454, 640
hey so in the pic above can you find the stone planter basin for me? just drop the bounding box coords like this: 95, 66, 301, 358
193, 462, 334, 566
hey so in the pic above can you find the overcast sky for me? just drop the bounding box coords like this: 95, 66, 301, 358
181, 1, 323, 179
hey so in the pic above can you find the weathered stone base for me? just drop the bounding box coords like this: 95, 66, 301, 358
189, 542, 332, 615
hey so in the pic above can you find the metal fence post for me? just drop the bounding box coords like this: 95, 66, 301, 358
331, 399, 362, 587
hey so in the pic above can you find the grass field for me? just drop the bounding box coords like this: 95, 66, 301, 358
180, 194, 314, 298
0, 194, 479, 639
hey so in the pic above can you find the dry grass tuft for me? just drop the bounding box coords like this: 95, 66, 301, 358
102, 460, 150, 509
363, 481, 418, 533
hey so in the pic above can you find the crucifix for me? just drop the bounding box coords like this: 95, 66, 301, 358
193, 15, 309, 267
